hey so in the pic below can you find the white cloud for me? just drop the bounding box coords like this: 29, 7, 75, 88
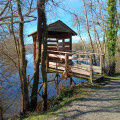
72, 35, 89, 43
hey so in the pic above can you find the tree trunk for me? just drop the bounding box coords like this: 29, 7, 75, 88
0, 106, 4, 120
90, 1, 103, 54
30, 0, 47, 111
16, 0, 29, 113
40, 0, 47, 112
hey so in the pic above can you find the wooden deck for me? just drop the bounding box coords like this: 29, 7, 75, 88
46, 51, 105, 82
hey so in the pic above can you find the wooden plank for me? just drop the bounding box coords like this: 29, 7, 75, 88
49, 62, 90, 76
48, 48, 57, 51
47, 44, 57, 47
49, 62, 65, 70
77, 58, 90, 62
64, 42, 70, 46
47, 50, 76, 55
58, 42, 70, 46
47, 40, 57, 42
70, 67, 90, 76
72, 64, 101, 73
48, 54, 74, 60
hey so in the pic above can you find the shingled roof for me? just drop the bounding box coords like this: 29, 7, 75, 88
28, 20, 77, 36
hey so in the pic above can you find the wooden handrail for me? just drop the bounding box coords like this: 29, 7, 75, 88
46, 50, 104, 82
47, 50, 104, 56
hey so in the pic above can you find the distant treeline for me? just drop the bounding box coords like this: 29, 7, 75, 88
72, 41, 102, 53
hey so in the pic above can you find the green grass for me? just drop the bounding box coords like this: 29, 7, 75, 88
16, 74, 120, 120
17, 112, 54, 120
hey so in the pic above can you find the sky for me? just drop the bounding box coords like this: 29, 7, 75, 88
24, 0, 83, 44
24, 0, 120, 45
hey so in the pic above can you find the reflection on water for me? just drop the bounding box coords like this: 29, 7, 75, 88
0, 54, 86, 119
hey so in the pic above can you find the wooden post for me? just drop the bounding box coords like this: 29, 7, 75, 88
70, 35, 72, 51
77, 54, 79, 64
100, 55, 104, 75
56, 39, 58, 51
90, 55, 93, 83
63, 39, 65, 51
65, 53, 68, 78
103, 55, 105, 74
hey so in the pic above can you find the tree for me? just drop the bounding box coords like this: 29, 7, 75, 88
106, 0, 118, 74
31, 0, 47, 111
16, 0, 29, 113
41, 3, 47, 111
0, 0, 36, 113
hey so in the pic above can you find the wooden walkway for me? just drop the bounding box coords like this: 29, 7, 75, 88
46, 51, 105, 82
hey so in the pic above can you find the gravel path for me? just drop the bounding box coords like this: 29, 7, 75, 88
55, 77, 120, 120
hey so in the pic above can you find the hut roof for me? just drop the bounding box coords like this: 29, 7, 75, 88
28, 20, 77, 36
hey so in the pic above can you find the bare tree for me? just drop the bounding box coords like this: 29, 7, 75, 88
0, 0, 37, 113
31, 0, 47, 111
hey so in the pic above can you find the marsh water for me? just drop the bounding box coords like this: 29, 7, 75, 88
0, 54, 86, 119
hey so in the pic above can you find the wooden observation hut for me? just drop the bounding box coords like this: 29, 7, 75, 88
28, 20, 77, 60
28, 20, 104, 82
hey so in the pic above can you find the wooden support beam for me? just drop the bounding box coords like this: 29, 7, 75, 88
62, 39, 65, 51
70, 35, 72, 51
100, 55, 104, 75
90, 55, 93, 83
65, 53, 68, 78
58, 42, 70, 46
77, 54, 79, 64
47, 44, 57, 47
47, 40, 58, 42
103, 55, 105, 74
56, 39, 59, 51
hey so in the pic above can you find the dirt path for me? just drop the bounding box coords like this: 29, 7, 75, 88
55, 77, 120, 120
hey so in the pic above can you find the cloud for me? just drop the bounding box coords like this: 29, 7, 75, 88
72, 34, 89, 43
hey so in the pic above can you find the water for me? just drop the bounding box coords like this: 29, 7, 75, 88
0, 54, 86, 119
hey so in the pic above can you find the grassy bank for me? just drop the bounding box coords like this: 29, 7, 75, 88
15, 74, 120, 120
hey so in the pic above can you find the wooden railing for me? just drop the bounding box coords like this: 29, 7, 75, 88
46, 50, 105, 82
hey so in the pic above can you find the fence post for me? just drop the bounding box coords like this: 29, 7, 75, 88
103, 55, 105, 74
90, 55, 93, 83
100, 55, 103, 75
65, 53, 68, 78
77, 54, 79, 64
